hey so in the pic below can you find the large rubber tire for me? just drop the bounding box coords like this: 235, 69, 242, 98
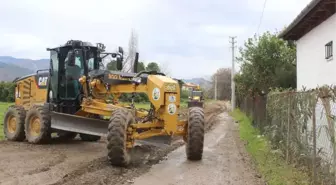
186, 107, 205, 161
3, 106, 26, 141
107, 108, 134, 167
57, 131, 77, 141
25, 105, 51, 144
79, 133, 101, 142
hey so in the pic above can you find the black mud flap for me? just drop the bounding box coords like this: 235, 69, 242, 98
187, 101, 204, 108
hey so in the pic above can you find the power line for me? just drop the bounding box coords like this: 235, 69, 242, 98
256, 0, 267, 34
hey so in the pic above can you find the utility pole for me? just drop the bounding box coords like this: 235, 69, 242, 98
214, 75, 217, 100
229, 36, 237, 110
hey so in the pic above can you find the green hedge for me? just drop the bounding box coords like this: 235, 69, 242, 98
0, 82, 15, 102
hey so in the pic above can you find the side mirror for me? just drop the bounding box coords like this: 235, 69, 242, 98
133, 52, 139, 73
118, 47, 124, 55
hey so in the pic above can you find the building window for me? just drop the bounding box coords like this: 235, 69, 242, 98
325, 41, 333, 60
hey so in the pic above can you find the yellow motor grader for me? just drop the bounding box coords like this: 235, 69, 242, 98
187, 85, 204, 108
3, 40, 204, 166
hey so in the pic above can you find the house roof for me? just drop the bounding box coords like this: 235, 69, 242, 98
278, 0, 335, 40
183, 83, 198, 87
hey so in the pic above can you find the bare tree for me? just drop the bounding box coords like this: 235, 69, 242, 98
123, 29, 138, 73
159, 61, 172, 76
209, 68, 232, 100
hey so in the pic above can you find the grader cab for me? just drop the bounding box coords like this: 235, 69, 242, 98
4, 40, 205, 166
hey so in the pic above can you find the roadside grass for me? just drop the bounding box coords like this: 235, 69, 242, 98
231, 109, 311, 185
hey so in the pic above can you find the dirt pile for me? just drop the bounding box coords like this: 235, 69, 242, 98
204, 101, 229, 131
178, 101, 229, 131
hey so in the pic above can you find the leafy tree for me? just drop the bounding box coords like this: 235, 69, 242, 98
6, 82, 15, 102
0, 86, 3, 101
234, 31, 296, 97
0, 81, 15, 102
1, 86, 9, 101
181, 90, 189, 100
137, 61, 146, 72
107, 61, 117, 71
146, 62, 160, 72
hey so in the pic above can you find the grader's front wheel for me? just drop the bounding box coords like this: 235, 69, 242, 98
25, 105, 51, 144
186, 107, 205, 160
3, 106, 26, 141
107, 108, 134, 167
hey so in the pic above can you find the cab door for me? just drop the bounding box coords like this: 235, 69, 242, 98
49, 50, 59, 102
61, 49, 85, 100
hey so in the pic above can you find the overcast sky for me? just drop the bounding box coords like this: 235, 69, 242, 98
0, 0, 311, 79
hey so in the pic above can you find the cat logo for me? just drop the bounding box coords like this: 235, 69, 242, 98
38, 77, 48, 86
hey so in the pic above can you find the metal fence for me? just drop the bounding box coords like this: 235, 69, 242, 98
237, 89, 336, 185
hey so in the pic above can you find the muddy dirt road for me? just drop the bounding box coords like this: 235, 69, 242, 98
0, 102, 263, 185
132, 112, 264, 185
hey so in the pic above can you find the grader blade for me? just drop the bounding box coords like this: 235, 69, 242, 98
50, 112, 109, 137
50, 112, 172, 147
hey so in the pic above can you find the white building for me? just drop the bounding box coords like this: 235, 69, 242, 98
280, 0, 336, 163
279, 0, 335, 90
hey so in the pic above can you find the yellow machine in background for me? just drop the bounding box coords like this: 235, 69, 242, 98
188, 85, 204, 108
3, 40, 205, 167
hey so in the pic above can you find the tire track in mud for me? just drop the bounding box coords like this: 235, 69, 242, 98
0, 140, 106, 185
25, 153, 67, 175
51, 141, 186, 185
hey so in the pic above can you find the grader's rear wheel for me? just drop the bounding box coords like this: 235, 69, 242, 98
186, 106, 205, 160
107, 108, 134, 167
25, 105, 51, 144
3, 106, 26, 141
